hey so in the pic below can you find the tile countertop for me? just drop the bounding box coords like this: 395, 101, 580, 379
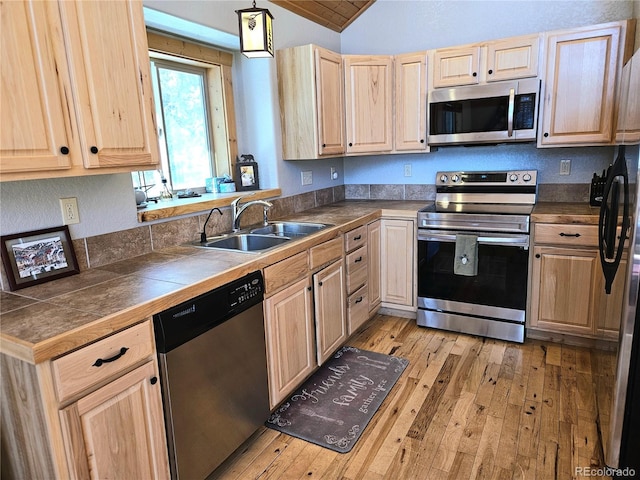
531, 202, 601, 225
0, 200, 425, 365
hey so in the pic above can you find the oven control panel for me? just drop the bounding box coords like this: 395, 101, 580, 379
436, 170, 537, 187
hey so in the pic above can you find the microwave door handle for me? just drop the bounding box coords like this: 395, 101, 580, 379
507, 88, 515, 137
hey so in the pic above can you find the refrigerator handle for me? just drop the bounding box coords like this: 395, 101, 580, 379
598, 146, 631, 294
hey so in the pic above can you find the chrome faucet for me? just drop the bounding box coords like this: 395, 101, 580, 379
231, 197, 273, 232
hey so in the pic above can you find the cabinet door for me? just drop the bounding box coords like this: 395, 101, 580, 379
0, 0, 78, 174
394, 52, 428, 151
367, 220, 382, 313
264, 277, 315, 407
593, 257, 627, 339
314, 260, 347, 365
529, 246, 597, 335
615, 49, 640, 144
486, 35, 540, 82
315, 47, 345, 156
60, 0, 159, 169
432, 46, 481, 88
381, 219, 415, 308
344, 55, 393, 153
59, 361, 169, 480
539, 24, 621, 146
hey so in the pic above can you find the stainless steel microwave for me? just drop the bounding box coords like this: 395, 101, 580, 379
428, 78, 540, 146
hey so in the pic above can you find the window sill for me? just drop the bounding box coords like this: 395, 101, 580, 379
137, 188, 282, 222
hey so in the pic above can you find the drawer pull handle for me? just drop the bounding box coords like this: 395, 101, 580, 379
559, 232, 581, 238
353, 235, 362, 241
354, 256, 363, 263
355, 297, 363, 304
93, 347, 129, 367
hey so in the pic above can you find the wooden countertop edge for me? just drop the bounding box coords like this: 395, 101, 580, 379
2, 207, 390, 364
137, 188, 282, 222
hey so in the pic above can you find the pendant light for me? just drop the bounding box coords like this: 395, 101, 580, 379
236, 1, 274, 58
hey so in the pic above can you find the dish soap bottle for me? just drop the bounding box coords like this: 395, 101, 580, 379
159, 177, 173, 201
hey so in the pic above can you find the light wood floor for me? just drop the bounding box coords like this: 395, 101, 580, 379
211, 314, 616, 480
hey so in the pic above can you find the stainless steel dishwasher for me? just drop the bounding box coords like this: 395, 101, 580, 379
153, 271, 269, 479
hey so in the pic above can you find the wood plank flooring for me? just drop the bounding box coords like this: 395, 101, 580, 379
210, 314, 615, 480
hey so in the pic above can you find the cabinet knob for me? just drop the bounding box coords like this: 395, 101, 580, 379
307, 286, 312, 291
544, 133, 549, 138
472, 72, 477, 77
60, 146, 70, 155
90, 146, 99, 154
322, 143, 326, 148
420, 139, 425, 143
535, 254, 541, 258
150, 376, 158, 385
318, 281, 323, 287
348, 142, 353, 147
488, 69, 493, 75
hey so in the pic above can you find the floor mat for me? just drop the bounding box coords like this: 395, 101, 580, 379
265, 345, 409, 453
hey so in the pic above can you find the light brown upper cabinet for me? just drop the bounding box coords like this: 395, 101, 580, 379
432, 34, 540, 88
615, 48, 640, 145
539, 20, 635, 147
277, 44, 345, 160
486, 35, 540, 82
394, 52, 428, 152
344, 55, 394, 154
0, 0, 159, 181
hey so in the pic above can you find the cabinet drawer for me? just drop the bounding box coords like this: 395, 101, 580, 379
534, 223, 599, 247
347, 284, 369, 334
264, 250, 309, 295
310, 236, 344, 270
52, 320, 154, 402
345, 225, 366, 252
346, 245, 368, 294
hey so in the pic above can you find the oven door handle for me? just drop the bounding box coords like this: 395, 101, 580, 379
418, 232, 529, 248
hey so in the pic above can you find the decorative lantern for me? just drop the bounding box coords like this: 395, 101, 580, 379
236, 1, 274, 58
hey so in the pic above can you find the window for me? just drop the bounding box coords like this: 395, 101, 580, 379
133, 32, 237, 199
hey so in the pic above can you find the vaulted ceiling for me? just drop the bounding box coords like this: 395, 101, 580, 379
269, 0, 375, 33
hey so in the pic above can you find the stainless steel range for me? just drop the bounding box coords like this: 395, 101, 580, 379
417, 170, 538, 343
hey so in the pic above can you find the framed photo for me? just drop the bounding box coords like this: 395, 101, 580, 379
235, 161, 260, 191
1, 226, 79, 291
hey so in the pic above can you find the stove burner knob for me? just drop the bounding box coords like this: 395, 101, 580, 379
440, 174, 448, 183
509, 173, 519, 182
523, 173, 532, 182
451, 174, 460, 183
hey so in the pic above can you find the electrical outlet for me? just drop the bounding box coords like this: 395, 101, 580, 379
330, 167, 338, 180
404, 164, 412, 177
60, 197, 80, 225
301, 171, 313, 186
560, 159, 571, 175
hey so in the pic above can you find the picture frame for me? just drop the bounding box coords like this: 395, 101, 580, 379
1, 226, 80, 291
235, 160, 260, 191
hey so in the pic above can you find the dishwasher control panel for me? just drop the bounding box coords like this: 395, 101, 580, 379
229, 275, 263, 307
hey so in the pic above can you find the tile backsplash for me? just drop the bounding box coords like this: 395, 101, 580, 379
0, 182, 588, 289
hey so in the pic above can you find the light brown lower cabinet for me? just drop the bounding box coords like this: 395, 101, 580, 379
529, 245, 626, 340
381, 218, 415, 309
367, 220, 382, 315
59, 361, 170, 479
0, 319, 169, 479
314, 260, 347, 364
263, 277, 316, 408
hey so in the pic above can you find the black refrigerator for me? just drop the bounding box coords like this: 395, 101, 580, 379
598, 143, 640, 474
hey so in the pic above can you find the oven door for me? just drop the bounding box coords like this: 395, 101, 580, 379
417, 230, 530, 339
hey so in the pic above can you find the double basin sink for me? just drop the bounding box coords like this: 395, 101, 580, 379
197, 221, 333, 253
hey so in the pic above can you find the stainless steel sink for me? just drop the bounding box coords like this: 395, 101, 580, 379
249, 221, 332, 237
203, 234, 290, 252
196, 221, 332, 253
